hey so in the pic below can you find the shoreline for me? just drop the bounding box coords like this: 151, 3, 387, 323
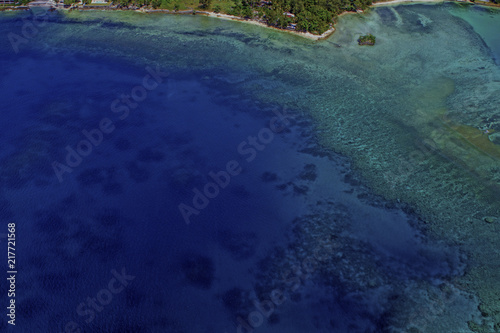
373, 0, 500, 7
108, 8, 336, 40
197, 12, 336, 41
372, 0, 447, 6
2, 0, 499, 39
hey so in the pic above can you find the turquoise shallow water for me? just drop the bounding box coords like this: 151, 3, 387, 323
451, 4, 500, 64
0, 3, 500, 332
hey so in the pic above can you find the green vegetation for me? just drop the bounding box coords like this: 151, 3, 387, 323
96, 0, 371, 34
5, 0, 30, 5
0, 0, 372, 34
358, 33, 375, 45
199, 0, 211, 8
224, 0, 373, 34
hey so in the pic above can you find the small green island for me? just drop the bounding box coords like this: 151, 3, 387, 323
358, 33, 376, 45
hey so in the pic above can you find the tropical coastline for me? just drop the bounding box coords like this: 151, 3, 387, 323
0, 4, 336, 40
199, 11, 336, 40
1, 0, 498, 40
1, 2, 500, 332
372, 0, 446, 6
138, 9, 337, 40
373, 0, 500, 7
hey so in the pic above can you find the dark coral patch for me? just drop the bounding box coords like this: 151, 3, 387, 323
181, 254, 215, 289
115, 137, 132, 151
137, 148, 165, 163
0, 199, 14, 220
102, 181, 123, 195
218, 229, 258, 261
126, 161, 150, 183
221, 287, 247, 313
77, 168, 106, 186
96, 210, 120, 227
35, 211, 67, 233
261, 172, 278, 182
17, 297, 47, 319
299, 163, 317, 181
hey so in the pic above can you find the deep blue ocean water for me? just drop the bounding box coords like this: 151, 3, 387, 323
0, 4, 499, 332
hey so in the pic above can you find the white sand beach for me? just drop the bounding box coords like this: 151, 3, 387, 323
203, 12, 335, 40
373, 0, 448, 6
